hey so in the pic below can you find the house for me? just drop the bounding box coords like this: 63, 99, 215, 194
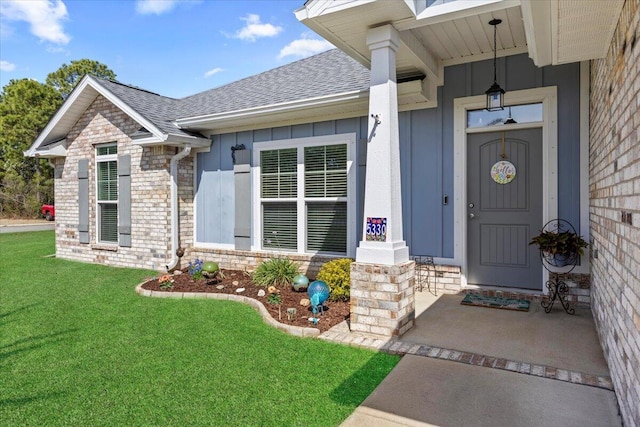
26, 1, 638, 424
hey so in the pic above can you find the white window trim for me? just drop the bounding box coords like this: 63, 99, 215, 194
453, 86, 558, 292
252, 133, 357, 257
95, 143, 118, 245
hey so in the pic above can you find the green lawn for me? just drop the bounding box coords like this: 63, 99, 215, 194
0, 231, 399, 426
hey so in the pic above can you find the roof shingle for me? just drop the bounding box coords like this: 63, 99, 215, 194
94, 49, 370, 136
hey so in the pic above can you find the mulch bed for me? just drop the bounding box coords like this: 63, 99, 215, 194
140, 269, 350, 333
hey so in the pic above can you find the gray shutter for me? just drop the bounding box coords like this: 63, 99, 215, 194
118, 154, 131, 247
78, 159, 90, 244
234, 149, 251, 250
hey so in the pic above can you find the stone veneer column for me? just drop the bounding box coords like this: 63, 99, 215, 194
350, 24, 414, 337
350, 261, 415, 336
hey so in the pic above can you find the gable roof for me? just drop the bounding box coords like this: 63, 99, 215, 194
27, 49, 372, 157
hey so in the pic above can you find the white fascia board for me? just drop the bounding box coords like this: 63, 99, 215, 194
296, 13, 371, 69
133, 133, 210, 148
520, 0, 553, 67
25, 75, 95, 156
25, 139, 68, 158
298, 0, 377, 20
26, 75, 169, 156
177, 81, 433, 133
175, 89, 370, 128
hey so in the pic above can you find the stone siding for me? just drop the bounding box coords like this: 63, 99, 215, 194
186, 247, 343, 278
589, 0, 640, 425
350, 261, 416, 337
54, 95, 173, 270
414, 264, 590, 307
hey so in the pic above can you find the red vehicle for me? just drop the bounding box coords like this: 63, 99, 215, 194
41, 204, 55, 221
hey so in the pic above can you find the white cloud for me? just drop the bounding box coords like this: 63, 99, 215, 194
203, 67, 223, 78
278, 35, 334, 59
232, 14, 283, 42
0, 0, 70, 44
135, 0, 177, 15
0, 60, 16, 71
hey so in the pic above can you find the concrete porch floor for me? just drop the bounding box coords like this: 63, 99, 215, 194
402, 290, 610, 376
323, 290, 621, 426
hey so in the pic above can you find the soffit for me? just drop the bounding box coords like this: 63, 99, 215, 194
299, 0, 625, 74
553, 0, 624, 65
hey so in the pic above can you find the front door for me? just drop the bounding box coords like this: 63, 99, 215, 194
467, 129, 542, 290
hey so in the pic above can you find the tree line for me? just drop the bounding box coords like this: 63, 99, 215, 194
0, 59, 116, 218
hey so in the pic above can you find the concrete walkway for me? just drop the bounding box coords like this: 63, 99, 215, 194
340, 356, 621, 427
317, 291, 621, 426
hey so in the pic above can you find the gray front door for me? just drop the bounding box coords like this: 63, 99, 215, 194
467, 129, 542, 290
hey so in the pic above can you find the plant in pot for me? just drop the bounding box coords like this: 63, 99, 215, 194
529, 228, 588, 267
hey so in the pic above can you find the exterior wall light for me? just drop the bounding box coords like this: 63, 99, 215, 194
486, 18, 505, 111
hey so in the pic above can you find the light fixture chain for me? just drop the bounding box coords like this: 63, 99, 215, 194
493, 21, 497, 83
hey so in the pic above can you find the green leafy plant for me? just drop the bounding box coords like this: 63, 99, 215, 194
266, 291, 282, 320
158, 274, 174, 289
316, 258, 353, 302
266, 292, 282, 305
529, 230, 588, 257
251, 258, 299, 287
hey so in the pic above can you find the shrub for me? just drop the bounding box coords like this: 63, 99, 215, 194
251, 258, 299, 288
316, 258, 353, 302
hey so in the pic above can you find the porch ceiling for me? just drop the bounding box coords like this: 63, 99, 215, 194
297, 0, 624, 87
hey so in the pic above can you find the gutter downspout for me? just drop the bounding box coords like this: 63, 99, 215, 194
166, 145, 191, 271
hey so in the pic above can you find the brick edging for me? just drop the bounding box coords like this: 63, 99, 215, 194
318, 330, 614, 391
135, 283, 320, 338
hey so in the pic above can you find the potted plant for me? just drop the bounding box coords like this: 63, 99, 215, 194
529, 228, 588, 267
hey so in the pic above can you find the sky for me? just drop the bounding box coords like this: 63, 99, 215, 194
0, 0, 334, 98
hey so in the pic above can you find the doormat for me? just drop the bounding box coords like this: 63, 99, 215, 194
461, 293, 530, 312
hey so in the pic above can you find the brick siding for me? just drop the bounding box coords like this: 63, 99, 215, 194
589, 1, 640, 425
54, 95, 173, 270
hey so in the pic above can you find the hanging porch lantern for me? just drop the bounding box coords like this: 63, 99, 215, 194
485, 18, 505, 111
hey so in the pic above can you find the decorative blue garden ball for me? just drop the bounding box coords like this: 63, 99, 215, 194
292, 274, 309, 291
307, 280, 330, 305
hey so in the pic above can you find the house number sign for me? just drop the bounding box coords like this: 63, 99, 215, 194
366, 217, 387, 241
491, 160, 516, 184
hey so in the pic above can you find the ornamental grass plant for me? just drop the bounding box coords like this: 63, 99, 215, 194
251, 257, 300, 288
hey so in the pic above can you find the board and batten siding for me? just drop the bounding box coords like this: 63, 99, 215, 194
194, 53, 581, 260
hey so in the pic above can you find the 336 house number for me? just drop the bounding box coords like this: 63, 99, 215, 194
366, 217, 387, 242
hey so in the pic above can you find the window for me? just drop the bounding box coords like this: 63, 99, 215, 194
467, 103, 543, 128
96, 144, 118, 243
256, 135, 354, 255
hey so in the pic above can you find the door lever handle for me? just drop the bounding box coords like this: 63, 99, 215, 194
469, 213, 476, 219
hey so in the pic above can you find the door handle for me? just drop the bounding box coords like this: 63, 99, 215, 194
469, 213, 476, 219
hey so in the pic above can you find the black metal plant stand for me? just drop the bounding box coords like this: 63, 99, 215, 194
539, 219, 578, 315
412, 255, 436, 295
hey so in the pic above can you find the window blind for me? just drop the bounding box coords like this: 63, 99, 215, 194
97, 161, 118, 201
304, 144, 347, 197
262, 202, 297, 250
261, 148, 297, 198
307, 202, 347, 253
100, 203, 118, 243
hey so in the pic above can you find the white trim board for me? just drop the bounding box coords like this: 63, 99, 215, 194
453, 86, 558, 292
251, 133, 357, 258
